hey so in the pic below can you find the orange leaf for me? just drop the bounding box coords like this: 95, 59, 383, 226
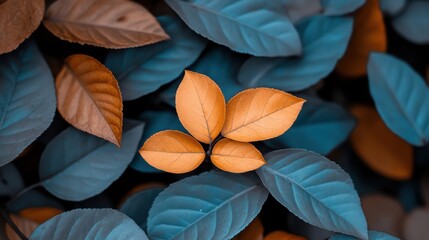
5, 215, 38, 240
43, 0, 169, 49
56, 54, 123, 146
176, 71, 226, 144
211, 138, 265, 173
0, 0, 44, 54
336, 0, 386, 78
221, 88, 305, 142
264, 231, 306, 240
234, 217, 264, 240
19, 207, 63, 224
139, 130, 205, 174
350, 105, 413, 180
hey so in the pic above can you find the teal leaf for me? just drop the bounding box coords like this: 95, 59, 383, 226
164, 0, 301, 57
30, 209, 149, 240
105, 16, 207, 100
256, 149, 368, 239
147, 171, 269, 240
282, 0, 322, 23
379, 0, 406, 16
0, 41, 56, 166
367, 53, 429, 146
130, 111, 184, 173
322, 0, 365, 16
264, 97, 356, 155
238, 15, 353, 91
0, 164, 24, 197
392, 1, 429, 44
119, 187, 164, 231
330, 230, 399, 240
39, 119, 144, 201
7, 189, 64, 212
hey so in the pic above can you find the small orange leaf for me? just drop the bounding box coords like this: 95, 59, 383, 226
56, 54, 123, 146
43, 0, 169, 49
234, 217, 264, 240
264, 231, 306, 240
5, 215, 38, 240
211, 138, 265, 173
350, 105, 413, 180
221, 88, 305, 142
19, 207, 63, 224
139, 130, 205, 174
336, 0, 387, 78
176, 71, 226, 144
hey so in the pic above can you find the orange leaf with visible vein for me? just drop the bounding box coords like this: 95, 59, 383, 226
211, 138, 265, 173
56, 54, 123, 146
176, 71, 226, 144
139, 130, 205, 174
43, 0, 169, 49
6, 215, 38, 240
264, 231, 306, 240
221, 88, 305, 142
234, 217, 264, 240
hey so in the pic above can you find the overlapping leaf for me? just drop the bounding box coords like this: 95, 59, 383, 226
330, 231, 399, 240
233, 218, 263, 240
392, 1, 429, 44
379, 0, 406, 16
0, 41, 56, 166
321, 0, 365, 16
0, 164, 25, 197
6, 215, 38, 240
403, 208, 429, 240
105, 16, 207, 100
282, 0, 322, 23
264, 231, 305, 240
148, 171, 268, 240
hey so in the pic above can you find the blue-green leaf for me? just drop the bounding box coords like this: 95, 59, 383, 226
264, 97, 356, 155
367, 53, 429, 146
148, 171, 269, 240
379, 0, 406, 16
39, 120, 144, 201
330, 230, 399, 240
257, 149, 368, 239
0, 163, 24, 197
0, 41, 56, 166
392, 1, 429, 44
30, 209, 149, 240
238, 15, 353, 91
164, 0, 301, 57
7, 189, 64, 212
322, 0, 366, 16
105, 16, 207, 100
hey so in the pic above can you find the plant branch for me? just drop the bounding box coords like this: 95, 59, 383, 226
7, 182, 42, 206
0, 205, 28, 240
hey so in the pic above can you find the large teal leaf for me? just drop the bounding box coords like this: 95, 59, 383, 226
164, 0, 301, 57
105, 16, 207, 100
0, 41, 56, 166
367, 53, 429, 146
147, 171, 269, 240
392, 1, 429, 44
264, 97, 356, 155
238, 15, 353, 91
30, 209, 149, 240
321, 0, 365, 16
39, 120, 144, 201
330, 230, 399, 240
256, 149, 368, 239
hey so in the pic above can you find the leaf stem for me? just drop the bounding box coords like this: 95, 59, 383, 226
7, 182, 42, 206
207, 135, 223, 156
0, 205, 28, 240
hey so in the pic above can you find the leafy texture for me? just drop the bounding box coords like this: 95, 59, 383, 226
330, 231, 400, 240
105, 16, 207, 100
148, 171, 268, 240
56, 54, 123, 146
0, 41, 56, 166
19, 207, 63, 224
336, 0, 386, 78
392, 1, 429, 44
379, 0, 406, 16
0, 164, 25, 197
257, 149, 368, 239
233, 218, 263, 240
367, 53, 429, 146
44, 0, 168, 48
350, 105, 413, 180
29, 209, 149, 240
0, 0, 44, 54
283, 0, 322, 23
165, 0, 301, 57
321, 0, 365, 16
39, 120, 143, 201
6, 215, 38, 240
211, 138, 265, 173
139, 130, 205, 174
264, 231, 306, 240
265, 97, 355, 155
222, 88, 305, 142
403, 208, 429, 240
238, 15, 353, 91
176, 71, 226, 144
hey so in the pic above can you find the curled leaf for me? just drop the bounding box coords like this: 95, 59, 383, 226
176, 71, 226, 144
139, 130, 205, 174
211, 138, 265, 173
222, 88, 305, 142
264, 231, 306, 240
56, 54, 123, 146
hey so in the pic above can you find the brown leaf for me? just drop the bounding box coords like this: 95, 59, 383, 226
403, 208, 429, 240
350, 105, 413, 180
176, 71, 226, 144
0, 0, 44, 54
44, 0, 169, 49
19, 207, 63, 224
56, 54, 123, 146
336, 0, 387, 78
139, 130, 206, 174
211, 138, 265, 173
221, 88, 305, 142
5, 215, 38, 240
264, 231, 306, 240
234, 217, 264, 240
